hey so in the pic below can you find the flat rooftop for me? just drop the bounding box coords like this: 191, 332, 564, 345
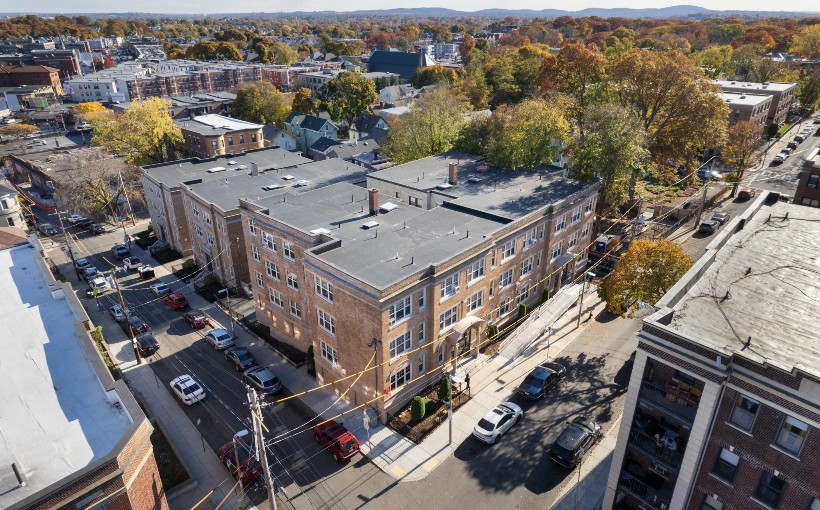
14, 147, 114, 174
187, 158, 367, 211
142, 147, 311, 188
720, 92, 771, 107
662, 199, 820, 378
0, 244, 130, 506
713, 79, 795, 92
369, 152, 593, 221
176, 114, 263, 136
252, 182, 507, 290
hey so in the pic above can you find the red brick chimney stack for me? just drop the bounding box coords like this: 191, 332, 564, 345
448, 162, 458, 185
368, 188, 379, 215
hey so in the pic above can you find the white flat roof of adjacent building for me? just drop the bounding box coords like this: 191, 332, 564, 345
713, 79, 795, 92
0, 243, 130, 507
720, 92, 771, 106
190, 114, 263, 131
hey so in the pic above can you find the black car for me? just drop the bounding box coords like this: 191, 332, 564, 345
36, 223, 58, 236
225, 347, 258, 371
516, 362, 566, 400
122, 314, 150, 335
549, 416, 602, 468
112, 244, 130, 259
76, 218, 93, 230
133, 332, 160, 357
89, 223, 105, 235
698, 220, 719, 235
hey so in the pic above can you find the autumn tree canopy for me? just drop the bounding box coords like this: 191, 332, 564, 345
232, 82, 293, 127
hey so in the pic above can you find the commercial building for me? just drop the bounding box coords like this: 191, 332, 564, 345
720, 92, 771, 130
140, 147, 310, 257
0, 64, 63, 95
0, 49, 82, 80
0, 238, 168, 510
604, 194, 820, 510
177, 114, 265, 159
240, 152, 598, 421
714, 80, 796, 127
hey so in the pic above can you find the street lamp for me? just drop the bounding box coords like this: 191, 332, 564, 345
576, 272, 595, 328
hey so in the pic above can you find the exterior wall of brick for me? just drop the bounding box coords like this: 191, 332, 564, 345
142, 173, 193, 257
181, 127, 265, 159
793, 163, 820, 208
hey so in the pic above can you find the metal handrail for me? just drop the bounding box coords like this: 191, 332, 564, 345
628, 428, 684, 469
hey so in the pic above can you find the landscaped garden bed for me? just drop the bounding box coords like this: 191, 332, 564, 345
387, 378, 471, 444
150, 423, 189, 490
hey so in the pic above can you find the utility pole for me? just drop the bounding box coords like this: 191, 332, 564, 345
448, 372, 453, 446
576, 272, 594, 328
55, 210, 80, 278
232, 433, 245, 510
113, 274, 140, 365
630, 198, 643, 243
250, 387, 277, 510
117, 169, 136, 226
693, 182, 710, 229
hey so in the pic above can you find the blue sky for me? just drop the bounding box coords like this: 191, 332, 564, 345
14, 1, 820, 14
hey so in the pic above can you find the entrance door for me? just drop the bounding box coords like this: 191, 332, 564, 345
457, 330, 471, 356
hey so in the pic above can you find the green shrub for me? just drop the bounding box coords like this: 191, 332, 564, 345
517, 303, 527, 320
438, 376, 451, 402
411, 396, 428, 421
541, 288, 550, 303
306, 345, 315, 370
487, 323, 499, 339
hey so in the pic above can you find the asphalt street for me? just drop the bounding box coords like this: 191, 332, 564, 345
747, 120, 820, 197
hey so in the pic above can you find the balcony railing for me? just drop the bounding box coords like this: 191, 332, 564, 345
628, 428, 684, 471
618, 474, 673, 510
640, 380, 698, 423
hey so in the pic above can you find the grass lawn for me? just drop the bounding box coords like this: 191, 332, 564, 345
150, 425, 189, 490
776, 122, 796, 138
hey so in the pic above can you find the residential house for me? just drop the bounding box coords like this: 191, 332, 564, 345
140, 147, 310, 257
263, 125, 298, 152
240, 152, 598, 422
350, 113, 388, 141
714, 80, 796, 127
298, 69, 341, 95
603, 194, 820, 510
0, 178, 24, 229
176, 114, 264, 159
285, 112, 338, 155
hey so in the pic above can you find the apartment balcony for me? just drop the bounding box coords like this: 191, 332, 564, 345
639, 380, 699, 423
617, 472, 674, 510
628, 428, 684, 472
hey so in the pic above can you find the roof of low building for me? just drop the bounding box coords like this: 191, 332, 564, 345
310, 136, 342, 153
286, 112, 336, 132
719, 92, 772, 106
713, 79, 796, 92
0, 63, 59, 74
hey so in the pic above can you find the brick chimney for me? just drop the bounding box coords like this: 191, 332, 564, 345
448, 162, 458, 185
368, 188, 379, 215
250, 162, 258, 176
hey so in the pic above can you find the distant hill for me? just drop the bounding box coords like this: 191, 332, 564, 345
14, 5, 820, 19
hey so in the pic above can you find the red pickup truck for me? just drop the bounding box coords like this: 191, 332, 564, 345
313, 420, 361, 462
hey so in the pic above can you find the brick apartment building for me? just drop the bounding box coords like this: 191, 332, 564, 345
714, 80, 796, 127
180, 158, 366, 290
0, 64, 64, 95
793, 150, 820, 208
0, 49, 82, 80
0, 239, 167, 510
720, 92, 771, 130
140, 147, 310, 257
604, 194, 820, 510
177, 114, 265, 158
239, 152, 599, 421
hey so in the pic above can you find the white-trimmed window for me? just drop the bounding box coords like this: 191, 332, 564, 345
282, 241, 295, 260
287, 273, 298, 289
498, 299, 512, 318
256, 271, 263, 288
571, 206, 581, 224
499, 268, 513, 288
418, 322, 425, 344
418, 355, 426, 375
585, 197, 594, 213
467, 259, 485, 282
289, 300, 301, 318
390, 365, 411, 389
568, 232, 578, 250
207, 233, 214, 247
438, 345, 445, 364
523, 228, 537, 250
315, 276, 333, 302
389, 296, 412, 326
203, 214, 212, 226
518, 285, 531, 303
269, 287, 283, 308
439, 305, 459, 331
776, 416, 809, 454
320, 340, 338, 365
730, 394, 759, 431
466, 290, 483, 313
262, 232, 276, 252
501, 239, 515, 260
551, 241, 563, 260
196, 225, 203, 238
389, 331, 412, 358
265, 260, 280, 280
537, 252, 542, 267
520, 257, 533, 277
317, 309, 336, 335
712, 448, 739, 483
418, 288, 426, 310
702, 495, 723, 510
248, 218, 257, 235
440, 273, 460, 299
582, 222, 591, 238
489, 282, 494, 298
554, 214, 566, 233
490, 249, 496, 268
252, 245, 259, 262
192, 203, 200, 217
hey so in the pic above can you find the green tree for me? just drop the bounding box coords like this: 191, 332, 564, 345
319, 71, 378, 126
255, 41, 297, 65
722, 121, 763, 197
385, 87, 469, 164
791, 24, 820, 59
482, 99, 570, 169
185, 41, 243, 61
411, 396, 429, 421
691, 45, 734, 78
412, 65, 463, 88
438, 376, 451, 402
92, 97, 182, 166
600, 239, 692, 315
292, 87, 317, 114
232, 82, 292, 127
797, 71, 820, 114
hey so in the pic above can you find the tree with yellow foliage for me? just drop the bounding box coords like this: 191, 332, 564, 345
72, 101, 107, 121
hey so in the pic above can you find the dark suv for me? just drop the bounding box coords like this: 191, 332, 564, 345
133, 332, 160, 357
225, 347, 257, 371
243, 366, 282, 396
516, 362, 566, 400
549, 416, 602, 468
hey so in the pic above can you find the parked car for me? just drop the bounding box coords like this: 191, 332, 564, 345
66, 214, 86, 224
123, 314, 150, 334
698, 220, 720, 234
313, 420, 361, 462
122, 256, 143, 270
165, 292, 189, 310
81, 266, 99, 282
738, 187, 756, 200
89, 223, 105, 235
772, 152, 789, 164
112, 244, 130, 259
149, 282, 171, 297
132, 332, 159, 357
182, 309, 210, 329
75, 258, 91, 271
23, 212, 39, 225
794, 134, 806, 143
36, 223, 58, 236
815, 115, 820, 124
108, 304, 132, 322
711, 212, 731, 225
516, 362, 567, 400
148, 239, 169, 255
225, 347, 257, 371
204, 328, 235, 350
472, 402, 523, 444
787, 140, 799, 149
218, 436, 262, 485
243, 366, 282, 396
138, 266, 155, 280
549, 416, 602, 468
76, 218, 93, 230
89, 277, 110, 295
170, 374, 206, 405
